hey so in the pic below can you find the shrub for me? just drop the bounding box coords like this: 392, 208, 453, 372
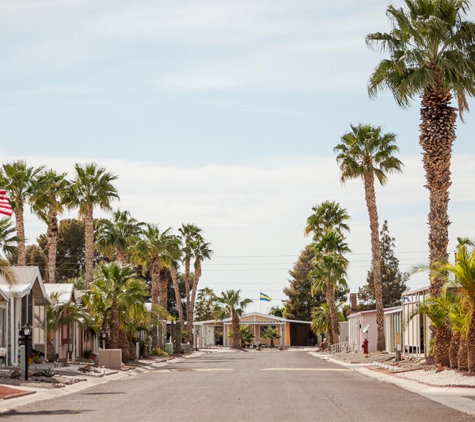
151, 346, 168, 357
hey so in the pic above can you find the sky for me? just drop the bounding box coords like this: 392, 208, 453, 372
1, 0, 475, 313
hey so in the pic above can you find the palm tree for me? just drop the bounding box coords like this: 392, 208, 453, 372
129, 224, 177, 308
448, 298, 468, 369
46, 291, 90, 362
0, 218, 19, 286
31, 170, 70, 283
66, 163, 119, 288
305, 200, 350, 239
157, 234, 182, 314
366, 0, 475, 298
216, 289, 253, 349
441, 244, 475, 372
410, 294, 454, 367
0, 160, 44, 266
262, 327, 281, 348
311, 302, 346, 343
179, 223, 202, 332
227, 324, 255, 347
0, 217, 20, 258
187, 237, 213, 340
169, 260, 185, 330
311, 303, 331, 340
335, 123, 403, 351
95, 210, 144, 266
91, 262, 148, 352
310, 229, 350, 346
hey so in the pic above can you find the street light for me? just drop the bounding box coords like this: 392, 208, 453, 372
22, 323, 32, 381
99, 329, 109, 350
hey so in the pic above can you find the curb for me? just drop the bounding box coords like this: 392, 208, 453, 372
0, 351, 203, 413
3, 390, 36, 400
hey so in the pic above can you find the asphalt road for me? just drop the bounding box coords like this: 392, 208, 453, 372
2, 350, 472, 422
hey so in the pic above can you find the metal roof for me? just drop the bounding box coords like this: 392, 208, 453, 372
44, 283, 75, 304
198, 312, 311, 325
0, 266, 51, 304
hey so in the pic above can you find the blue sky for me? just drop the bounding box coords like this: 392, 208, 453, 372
1, 1, 475, 312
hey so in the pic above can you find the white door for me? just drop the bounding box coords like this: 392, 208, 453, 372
205, 326, 215, 346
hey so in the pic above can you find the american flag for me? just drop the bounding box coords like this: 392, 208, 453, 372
0, 190, 12, 217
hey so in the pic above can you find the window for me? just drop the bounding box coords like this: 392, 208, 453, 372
259, 325, 276, 337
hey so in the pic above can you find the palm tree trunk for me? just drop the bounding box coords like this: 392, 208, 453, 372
420, 87, 456, 298
187, 262, 202, 343
327, 329, 333, 348
467, 312, 475, 372
170, 266, 185, 330
118, 328, 130, 363
326, 281, 340, 345
84, 204, 94, 289
184, 255, 191, 334
449, 330, 460, 369
434, 323, 451, 368
150, 255, 161, 307
116, 250, 129, 266
14, 205, 26, 266
231, 310, 240, 349
363, 172, 385, 351
158, 267, 168, 310
458, 337, 468, 371
109, 297, 119, 349
47, 204, 58, 283
420, 86, 457, 361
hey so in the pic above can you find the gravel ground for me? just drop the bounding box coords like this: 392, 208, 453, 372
0, 375, 87, 389
329, 352, 475, 388
395, 368, 475, 387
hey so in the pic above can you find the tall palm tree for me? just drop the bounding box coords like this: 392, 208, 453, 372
216, 290, 253, 349
335, 123, 403, 351
179, 223, 202, 332
187, 237, 213, 340
157, 235, 182, 313
66, 163, 118, 288
305, 200, 350, 239
95, 210, 144, 266
31, 170, 70, 283
366, 0, 475, 299
310, 229, 350, 346
0, 160, 44, 266
167, 262, 184, 331
129, 224, 177, 308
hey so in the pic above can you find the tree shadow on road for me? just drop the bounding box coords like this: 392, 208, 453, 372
79, 392, 125, 395
2, 409, 92, 418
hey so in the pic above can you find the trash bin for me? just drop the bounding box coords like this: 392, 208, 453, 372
165, 343, 173, 355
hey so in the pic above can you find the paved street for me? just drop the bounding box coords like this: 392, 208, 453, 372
1, 350, 472, 421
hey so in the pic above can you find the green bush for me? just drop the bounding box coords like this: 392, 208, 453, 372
151, 346, 168, 357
